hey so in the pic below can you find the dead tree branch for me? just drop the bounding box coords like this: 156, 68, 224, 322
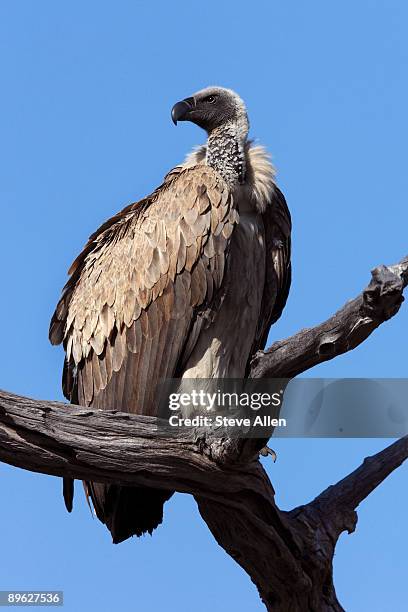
0, 389, 407, 611
250, 256, 408, 379
0, 255, 407, 611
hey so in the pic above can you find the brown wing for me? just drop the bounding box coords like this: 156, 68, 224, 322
50, 165, 237, 414
249, 184, 292, 358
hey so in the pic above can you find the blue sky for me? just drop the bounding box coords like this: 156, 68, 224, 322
0, 1, 407, 610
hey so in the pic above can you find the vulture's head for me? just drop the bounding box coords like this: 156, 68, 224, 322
171, 86, 249, 136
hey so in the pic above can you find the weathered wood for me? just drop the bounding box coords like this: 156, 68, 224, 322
0, 255, 407, 611
0, 390, 270, 497
250, 256, 408, 379
1, 388, 406, 611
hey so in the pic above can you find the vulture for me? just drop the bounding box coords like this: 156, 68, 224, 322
49, 86, 291, 543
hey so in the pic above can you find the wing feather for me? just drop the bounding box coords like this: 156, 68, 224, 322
50, 166, 236, 416
250, 185, 292, 358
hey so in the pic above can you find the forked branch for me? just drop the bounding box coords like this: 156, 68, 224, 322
0, 255, 407, 611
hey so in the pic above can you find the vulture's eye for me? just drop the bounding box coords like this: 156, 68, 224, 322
204, 95, 217, 104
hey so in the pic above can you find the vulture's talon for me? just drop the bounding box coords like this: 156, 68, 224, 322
259, 446, 277, 462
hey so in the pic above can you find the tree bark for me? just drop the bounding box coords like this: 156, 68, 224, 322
250, 257, 408, 379
0, 255, 407, 611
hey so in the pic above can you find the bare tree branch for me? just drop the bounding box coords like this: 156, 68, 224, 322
250, 256, 408, 379
0, 388, 407, 611
303, 435, 408, 538
0, 390, 257, 496
1, 255, 407, 611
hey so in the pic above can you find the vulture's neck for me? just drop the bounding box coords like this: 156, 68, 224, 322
206, 119, 248, 186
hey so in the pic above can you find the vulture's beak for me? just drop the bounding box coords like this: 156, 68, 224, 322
171, 97, 194, 125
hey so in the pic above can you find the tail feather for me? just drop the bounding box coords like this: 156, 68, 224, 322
63, 477, 74, 513
61, 359, 173, 541
86, 482, 173, 543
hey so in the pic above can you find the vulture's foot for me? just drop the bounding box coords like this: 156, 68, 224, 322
259, 446, 277, 462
